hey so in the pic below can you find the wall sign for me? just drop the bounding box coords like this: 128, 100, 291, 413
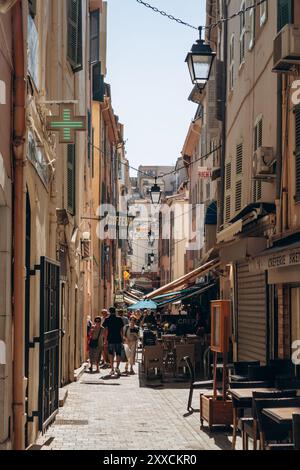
198, 167, 212, 178
46, 104, 86, 144
249, 247, 300, 272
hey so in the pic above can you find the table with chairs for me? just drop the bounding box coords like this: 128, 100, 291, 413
141, 334, 202, 380
228, 359, 300, 450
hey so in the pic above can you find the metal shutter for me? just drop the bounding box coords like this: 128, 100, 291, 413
236, 262, 267, 364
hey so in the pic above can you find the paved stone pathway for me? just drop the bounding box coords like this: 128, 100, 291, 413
37, 365, 242, 451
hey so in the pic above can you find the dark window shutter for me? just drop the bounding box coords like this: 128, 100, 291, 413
216, 60, 225, 122
67, 0, 83, 72
295, 105, 300, 202
87, 110, 91, 165
277, 0, 294, 32
90, 9, 100, 63
92, 61, 105, 102
67, 144, 76, 214
28, 0, 36, 18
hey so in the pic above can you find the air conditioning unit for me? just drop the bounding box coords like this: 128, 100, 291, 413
253, 147, 276, 179
273, 24, 300, 73
0, 0, 18, 13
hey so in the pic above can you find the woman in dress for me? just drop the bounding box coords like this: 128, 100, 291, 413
123, 316, 139, 375
88, 316, 104, 373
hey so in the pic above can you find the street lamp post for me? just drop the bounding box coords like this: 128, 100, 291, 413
185, 27, 216, 90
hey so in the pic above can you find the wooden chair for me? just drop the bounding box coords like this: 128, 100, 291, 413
230, 361, 260, 382
267, 412, 300, 450
175, 344, 195, 376
255, 397, 300, 450
183, 356, 213, 411
143, 345, 164, 379
241, 390, 297, 450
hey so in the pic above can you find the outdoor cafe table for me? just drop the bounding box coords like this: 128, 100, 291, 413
229, 387, 276, 449
262, 407, 300, 425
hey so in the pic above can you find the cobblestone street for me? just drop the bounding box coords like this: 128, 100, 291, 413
37, 364, 242, 451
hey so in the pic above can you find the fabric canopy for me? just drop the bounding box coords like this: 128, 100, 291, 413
156, 281, 216, 307
145, 258, 220, 300
128, 300, 158, 310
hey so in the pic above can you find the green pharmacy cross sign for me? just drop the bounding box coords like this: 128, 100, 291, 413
46, 104, 87, 144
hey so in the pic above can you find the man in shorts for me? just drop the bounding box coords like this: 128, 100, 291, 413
103, 307, 124, 376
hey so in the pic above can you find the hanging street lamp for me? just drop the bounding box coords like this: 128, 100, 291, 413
185, 27, 216, 89
150, 178, 162, 206
141, 266, 145, 275
150, 252, 155, 264
147, 263, 152, 272
148, 229, 155, 246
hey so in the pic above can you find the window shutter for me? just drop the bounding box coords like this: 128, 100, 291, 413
235, 180, 242, 211
216, 60, 225, 121
236, 143, 243, 175
28, 0, 36, 18
277, 0, 294, 32
87, 110, 91, 165
253, 180, 262, 202
225, 195, 231, 222
90, 9, 100, 63
295, 105, 300, 201
67, 0, 83, 72
92, 61, 105, 102
67, 144, 76, 214
226, 162, 232, 190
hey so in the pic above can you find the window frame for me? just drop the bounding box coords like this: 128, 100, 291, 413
260, 0, 268, 27
229, 34, 235, 91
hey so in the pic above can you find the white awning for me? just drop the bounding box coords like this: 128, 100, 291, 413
145, 258, 220, 300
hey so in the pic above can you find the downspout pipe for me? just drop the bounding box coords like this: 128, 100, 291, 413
276, 74, 283, 235
218, 0, 228, 230
12, 0, 26, 450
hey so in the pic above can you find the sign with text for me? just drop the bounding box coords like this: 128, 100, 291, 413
198, 167, 212, 178
249, 246, 300, 272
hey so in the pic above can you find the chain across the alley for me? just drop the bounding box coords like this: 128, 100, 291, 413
136, 0, 267, 32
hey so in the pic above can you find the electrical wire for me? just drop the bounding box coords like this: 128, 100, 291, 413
136, 0, 267, 33
90, 141, 221, 180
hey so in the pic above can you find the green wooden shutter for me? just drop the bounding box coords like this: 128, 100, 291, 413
28, 0, 36, 18
92, 61, 105, 102
90, 9, 100, 63
67, 0, 83, 72
277, 0, 294, 32
295, 106, 300, 202
67, 144, 76, 214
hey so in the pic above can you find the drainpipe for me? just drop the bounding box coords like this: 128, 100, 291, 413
218, 0, 228, 230
276, 75, 283, 235
12, 0, 26, 450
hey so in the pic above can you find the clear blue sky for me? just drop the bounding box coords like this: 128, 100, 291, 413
106, 0, 206, 174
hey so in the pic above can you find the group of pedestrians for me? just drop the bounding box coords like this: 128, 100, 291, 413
87, 307, 140, 377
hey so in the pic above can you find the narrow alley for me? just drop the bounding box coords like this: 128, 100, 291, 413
36, 366, 240, 451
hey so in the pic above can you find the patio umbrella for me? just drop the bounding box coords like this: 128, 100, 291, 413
128, 300, 158, 310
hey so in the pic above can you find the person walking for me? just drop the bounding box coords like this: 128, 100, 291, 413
100, 309, 110, 369
103, 307, 124, 376
88, 316, 104, 373
123, 316, 139, 375
119, 309, 129, 326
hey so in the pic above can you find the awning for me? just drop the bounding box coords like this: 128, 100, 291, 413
156, 281, 216, 307
219, 237, 267, 264
124, 295, 137, 306
145, 258, 220, 300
